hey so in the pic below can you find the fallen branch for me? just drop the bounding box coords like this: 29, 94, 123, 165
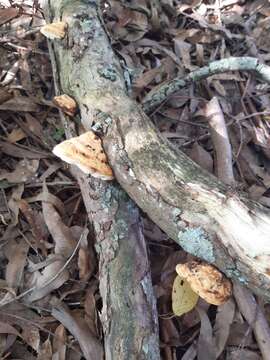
142, 57, 270, 113
45, 0, 270, 300
42, 2, 160, 358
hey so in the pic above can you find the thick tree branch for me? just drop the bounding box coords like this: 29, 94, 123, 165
43, 2, 160, 359
45, 0, 270, 300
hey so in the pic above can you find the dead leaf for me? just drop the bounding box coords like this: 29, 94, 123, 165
8, 184, 24, 225
24, 113, 44, 139
0, 7, 19, 26
37, 338, 53, 360
0, 141, 50, 159
172, 275, 199, 316
42, 187, 76, 257
52, 301, 103, 360
19, 199, 47, 254
84, 289, 99, 338
111, 6, 148, 42
52, 324, 67, 360
22, 325, 40, 352
7, 128, 26, 143
186, 142, 213, 173
0, 96, 40, 112
0, 320, 20, 337
173, 39, 196, 71
213, 298, 235, 358
26, 257, 70, 302
196, 306, 216, 360
4, 238, 29, 290
0, 159, 39, 183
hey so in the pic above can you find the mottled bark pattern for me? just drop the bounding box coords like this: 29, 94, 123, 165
78, 176, 160, 359
44, 1, 160, 359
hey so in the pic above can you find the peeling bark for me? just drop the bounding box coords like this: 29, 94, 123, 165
44, 0, 270, 300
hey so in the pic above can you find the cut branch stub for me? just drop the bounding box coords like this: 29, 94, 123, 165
53, 131, 114, 180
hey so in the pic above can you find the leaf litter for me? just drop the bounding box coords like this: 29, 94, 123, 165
0, 0, 269, 359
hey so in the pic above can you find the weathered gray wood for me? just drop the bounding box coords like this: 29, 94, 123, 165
45, 0, 270, 300
43, 1, 160, 359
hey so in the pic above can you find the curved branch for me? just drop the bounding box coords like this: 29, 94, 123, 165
47, 0, 270, 299
142, 57, 270, 113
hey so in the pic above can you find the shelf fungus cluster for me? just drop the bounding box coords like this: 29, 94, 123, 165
176, 261, 232, 305
53, 131, 114, 180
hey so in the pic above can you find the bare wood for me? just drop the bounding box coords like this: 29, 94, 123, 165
45, 0, 270, 299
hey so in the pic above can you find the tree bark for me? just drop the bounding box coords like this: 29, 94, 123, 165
45, 0, 270, 300
43, 2, 160, 359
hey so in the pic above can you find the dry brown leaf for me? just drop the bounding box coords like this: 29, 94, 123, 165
135, 39, 182, 66
186, 142, 213, 173
7, 127, 26, 143
0, 89, 13, 104
4, 238, 29, 290
0, 7, 19, 26
0, 159, 39, 183
173, 39, 196, 71
111, 6, 148, 42
0, 96, 40, 112
42, 188, 76, 257
0, 141, 49, 159
19, 199, 47, 254
24, 113, 43, 139
226, 349, 261, 360
52, 301, 103, 360
84, 289, 99, 338
213, 298, 235, 358
37, 338, 53, 360
21, 325, 40, 352
8, 184, 24, 225
0, 320, 20, 337
26, 257, 70, 302
176, 261, 232, 305
53, 131, 114, 180
196, 306, 216, 360
52, 324, 67, 360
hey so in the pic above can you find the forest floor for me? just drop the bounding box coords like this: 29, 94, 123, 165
0, 0, 270, 359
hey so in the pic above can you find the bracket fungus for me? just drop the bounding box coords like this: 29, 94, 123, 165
40, 21, 67, 40
176, 261, 232, 306
53, 94, 77, 116
53, 131, 114, 180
